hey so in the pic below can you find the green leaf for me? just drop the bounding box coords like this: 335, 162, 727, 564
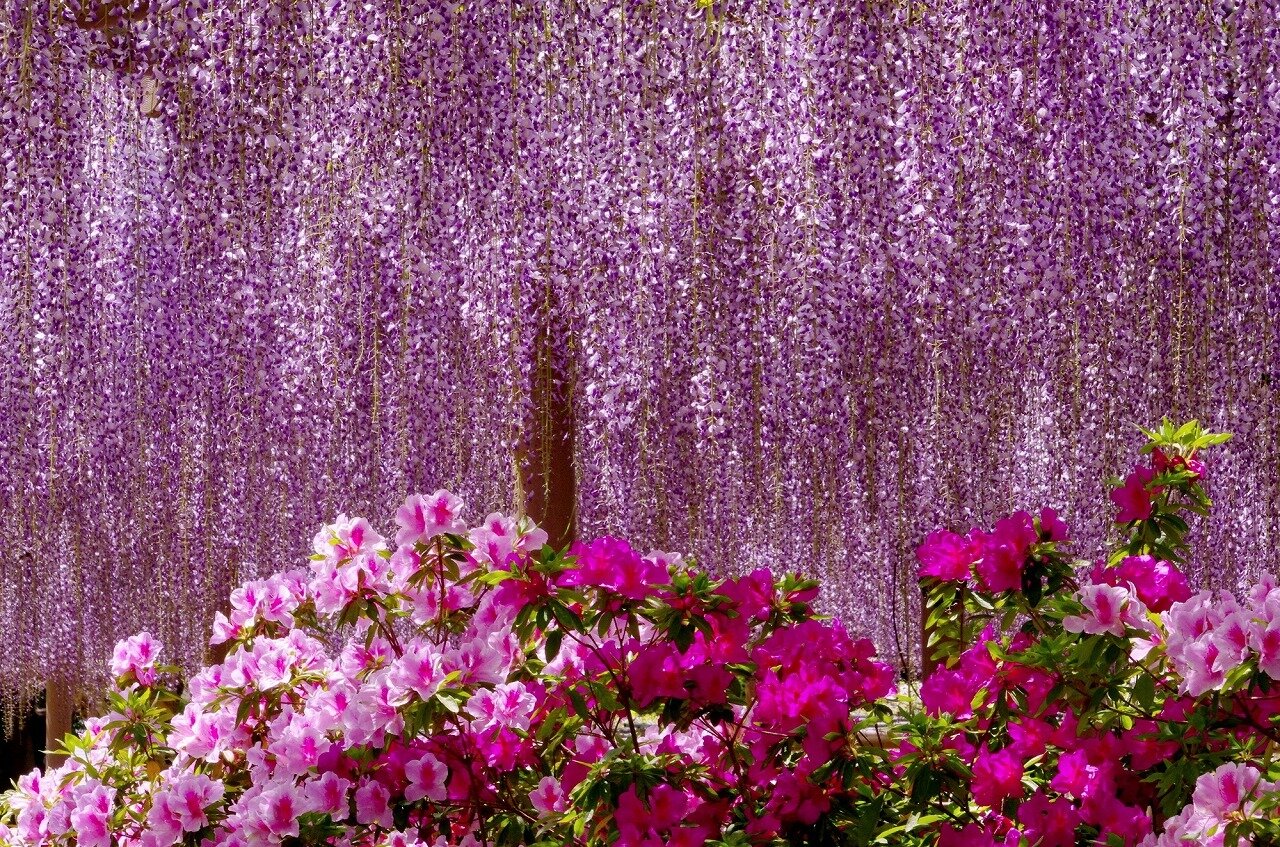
545, 629, 563, 662
1134, 673, 1156, 712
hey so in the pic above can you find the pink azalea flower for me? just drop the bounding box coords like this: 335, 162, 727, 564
467, 682, 537, 733
613, 786, 652, 843
1063, 583, 1134, 637
974, 512, 1037, 593
354, 780, 394, 828
528, 776, 566, 817
1016, 791, 1080, 847
404, 753, 449, 803
1192, 763, 1266, 817
1091, 555, 1192, 613
303, 772, 351, 819
628, 642, 686, 707
562, 536, 669, 599
69, 785, 113, 847
938, 823, 1019, 847
111, 631, 162, 685
395, 490, 467, 547
1051, 750, 1102, 799
1038, 507, 1070, 542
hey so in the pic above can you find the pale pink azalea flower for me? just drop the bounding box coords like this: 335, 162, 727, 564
352, 551, 394, 594
247, 641, 293, 690
1191, 762, 1268, 817
339, 631, 396, 678
1063, 583, 1134, 637
231, 576, 302, 629
266, 713, 325, 775
10, 770, 47, 813
309, 562, 360, 615
646, 550, 685, 570
1163, 591, 1217, 645
168, 773, 224, 832
387, 546, 422, 588
344, 680, 404, 745
408, 583, 475, 627
528, 776, 566, 817
354, 780, 394, 828
542, 636, 589, 677
467, 513, 517, 565
404, 753, 449, 803
69, 785, 113, 847
210, 611, 241, 646
302, 772, 351, 819
144, 792, 184, 847
381, 831, 427, 847
1253, 621, 1280, 678
312, 514, 383, 562
468, 593, 518, 637
305, 681, 357, 732
467, 681, 537, 733
446, 631, 516, 686
389, 644, 447, 705
1209, 609, 1253, 674
247, 785, 302, 840
111, 631, 162, 685
1178, 638, 1227, 696
14, 802, 48, 846
171, 704, 239, 762
513, 517, 549, 554
1248, 573, 1280, 607
395, 490, 467, 547
45, 790, 74, 837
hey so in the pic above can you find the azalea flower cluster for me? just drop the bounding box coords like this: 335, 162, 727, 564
1144, 763, 1276, 847
904, 421, 1280, 846
8, 420, 1280, 847
0, 491, 895, 847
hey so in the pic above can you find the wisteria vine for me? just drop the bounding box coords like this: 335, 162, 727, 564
1, 0, 1279, 719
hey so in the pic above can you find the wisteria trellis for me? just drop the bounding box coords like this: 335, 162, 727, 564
1, 0, 1279, 719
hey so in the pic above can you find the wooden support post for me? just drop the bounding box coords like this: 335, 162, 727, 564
520, 296, 577, 550
44, 678, 72, 768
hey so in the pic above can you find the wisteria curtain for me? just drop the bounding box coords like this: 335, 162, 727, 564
2, 0, 1279, 718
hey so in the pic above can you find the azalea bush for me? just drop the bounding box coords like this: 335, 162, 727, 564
0, 493, 898, 847
7, 420, 1280, 847
902, 420, 1280, 846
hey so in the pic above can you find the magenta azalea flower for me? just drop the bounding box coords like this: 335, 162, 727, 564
1110, 464, 1159, 523
916, 528, 979, 581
